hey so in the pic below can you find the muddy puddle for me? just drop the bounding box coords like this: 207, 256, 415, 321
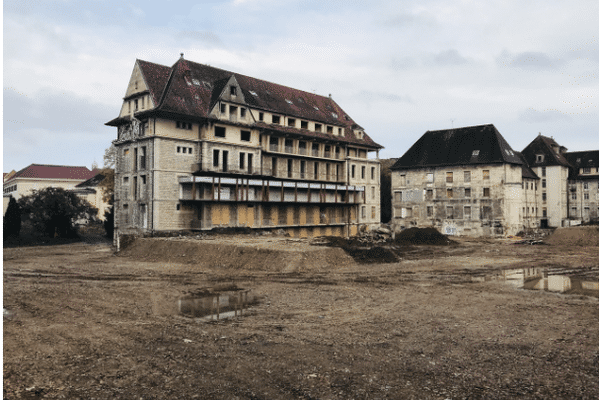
178, 287, 257, 321
472, 266, 599, 297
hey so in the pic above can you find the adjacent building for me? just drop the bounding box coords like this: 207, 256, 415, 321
390, 125, 528, 237
72, 172, 112, 221
106, 56, 383, 238
3, 164, 98, 214
564, 150, 599, 224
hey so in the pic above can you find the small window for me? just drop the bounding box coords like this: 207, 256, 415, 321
213, 150, 220, 167
182, 147, 187, 154
483, 187, 490, 197
177, 204, 181, 211
399, 174, 406, 186
426, 173, 434, 182
351, 165, 356, 179
572, 192, 577, 200
215, 126, 226, 138
288, 118, 295, 127
177, 146, 181, 153
446, 206, 454, 219
583, 167, 591, 174
464, 171, 471, 182
313, 105, 319, 111
123, 177, 129, 184
542, 192, 547, 202
371, 206, 376, 219
542, 208, 547, 217
327, 126, 333, 134
314, 123, 322, 132
249, 90, 258, 96
301, 120, 308, 129
229, 105, 237, 116
541, 166, 546, 177
464, 188, 471, 197
241, 130, 251, 142
338, 127, 342, 135
542, 179, 546, 188
272, 115, 281, 124
285, 99, 293, 104
584, 182, 589, 190
446, 172, 453, 183
427, 206, 433, 217
240, 108, 246, 118
361, 166, 365, 179
584, 192, 590, 200
332, 112, 338, 119
240, 152, 245, 170
447, 188, 453, 198
230, 86, 237, 96
482, 170, 490, 180
220, 104, 226, 113
537, 155, 544, 163
371, 167, 375, 180
472, 150, 480, 156
426, 189, 433, 200
259, 112, 264, 121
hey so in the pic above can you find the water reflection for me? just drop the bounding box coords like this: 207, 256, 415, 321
178, 290, 255, 320
472, 267, 599, 297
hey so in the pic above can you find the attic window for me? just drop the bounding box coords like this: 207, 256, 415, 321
344, 115, 350, 121
472, 150, 480, 156
249, 90, 258, 96
230, 86, 237, 96
202, 81, 212, 89
536, 155, 544, 163
192, 79, 201, 86
331, 112, 338, 119
576, 158, 581, 163
314, 123, 322, 132
313, 106, 319, 111
327, 126, 333, 134
301, 120, 308, 129
285, 99, 293, 104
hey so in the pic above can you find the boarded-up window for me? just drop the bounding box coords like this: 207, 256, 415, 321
371, 206, 376, 219
426, 173, 434, 182
394, 191, 402, 202
426, 189, 433, 200
446, 206, 454, 219
447, 188, 453, 198
464, 171, 471, 182
464, 188, 471, 197
446, 172, 453, 183
399, 174, 406, 186
481, 206, 492, 220
483, 187, 490, 197
483, 170, 490, 180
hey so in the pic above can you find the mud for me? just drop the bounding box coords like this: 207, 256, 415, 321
3, 230, 599, 399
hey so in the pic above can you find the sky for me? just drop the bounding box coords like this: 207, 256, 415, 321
3, 0, 599, 172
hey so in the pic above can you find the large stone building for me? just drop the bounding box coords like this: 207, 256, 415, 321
390, 125, 528, 236
521, 135, 599, 227
106, 56, 383, 238
391, 127, 598, 237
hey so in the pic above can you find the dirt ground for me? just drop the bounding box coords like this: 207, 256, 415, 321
3, 228, 599, 399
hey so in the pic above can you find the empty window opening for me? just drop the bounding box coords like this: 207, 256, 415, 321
230, 86, 237, 96
483, 187, 490, 197
272, 115, 281, 124
301, 120, 308, 129
327, 126, 333, 134
213, 150, 220, 167
259, 112, 264, 121
314, 123, 322, 132
241, 130, 251, 141
287, 118, 295, 127
215, 126, 226, 138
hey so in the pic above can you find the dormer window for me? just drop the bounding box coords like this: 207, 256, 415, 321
220, 103, 226, 114
313, 106, 319, 111
331, 112, 338, 118
249, 90, 258, 96
285, 99, 293, 104
192, 79, 201, 86
230, 86, 237, 96
472, 150, 480, 156
536, 154, 544, 163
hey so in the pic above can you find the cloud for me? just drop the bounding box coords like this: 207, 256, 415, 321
430, 49, 470, 66
4, 87, 116, 133
356, 90, 412, 104
177, 30, 224, 47
497, 50, 563, 70
519, 108, 572, 123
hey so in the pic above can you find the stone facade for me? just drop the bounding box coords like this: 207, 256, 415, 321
106, 57, 383, 238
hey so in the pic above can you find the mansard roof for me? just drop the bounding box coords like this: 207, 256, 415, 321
4, 164, 97, 184
391, 124, 522, 170
107, 57, 382, 149
521, 134, 571, 168
565, 150, 599, 180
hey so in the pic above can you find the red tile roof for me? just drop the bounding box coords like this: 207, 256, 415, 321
108, 57, 383, 149
4, 164, 97, 183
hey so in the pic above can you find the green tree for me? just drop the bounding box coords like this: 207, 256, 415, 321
18, 187, 98, 238
3, 196, 21, 237
97, 168, 115, 205
103, 143, 117, 169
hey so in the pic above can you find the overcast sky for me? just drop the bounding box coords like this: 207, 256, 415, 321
4, 0, 599, 172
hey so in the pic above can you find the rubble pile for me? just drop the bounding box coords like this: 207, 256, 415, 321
356, 226, 393, 245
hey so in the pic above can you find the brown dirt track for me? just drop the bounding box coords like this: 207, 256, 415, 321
3, 227, 599, 399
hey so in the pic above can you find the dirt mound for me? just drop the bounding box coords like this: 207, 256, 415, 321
544, 226, 599, 247
394, 227, 454, 245
118, 237, 355, 272
310, 236, 400, 263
